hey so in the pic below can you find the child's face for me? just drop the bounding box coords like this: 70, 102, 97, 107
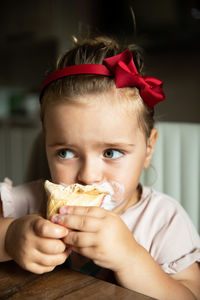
44, 93, 157, 213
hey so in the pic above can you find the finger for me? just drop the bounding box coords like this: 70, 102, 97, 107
71, 246, 99, 262
33, 218, 68, 238
59, 206, 106, 218
52, 214, 102, 232
36, 238, 67, 254
35, 251, 68, 267
28, 263, 56, 274
63, 231, 96, 248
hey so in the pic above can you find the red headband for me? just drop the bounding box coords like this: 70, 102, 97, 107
40, 50, 165, 108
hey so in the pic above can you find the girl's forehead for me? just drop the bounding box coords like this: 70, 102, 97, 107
45, 93, 137, 124
44, 96, 145, 144
44, 88, 141, 117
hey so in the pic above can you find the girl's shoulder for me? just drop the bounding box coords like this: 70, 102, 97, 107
134, 185, 190, 220
121, 186, 200, 274
121, 185, 200, 243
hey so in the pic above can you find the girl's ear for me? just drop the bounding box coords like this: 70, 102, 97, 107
144, 128, 158, 169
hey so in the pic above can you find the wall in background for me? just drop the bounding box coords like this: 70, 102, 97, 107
0, 0, 199, 122
144, 50, 200, 123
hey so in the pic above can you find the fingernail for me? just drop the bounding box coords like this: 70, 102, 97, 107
60, 206, 68, 214
51, 215, 59, 223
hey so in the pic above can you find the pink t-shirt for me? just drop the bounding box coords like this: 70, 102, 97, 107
1, 178, 200, 274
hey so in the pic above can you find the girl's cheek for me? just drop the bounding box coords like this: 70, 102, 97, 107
50, 161, 77, 184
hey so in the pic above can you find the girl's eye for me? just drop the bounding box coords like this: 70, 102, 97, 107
104, 149, 123, 159
58, 149, 75, 159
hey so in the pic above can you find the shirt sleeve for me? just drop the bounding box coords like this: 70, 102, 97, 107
0, 178, 46, 218
151, 205, 200, 274
121, 187, 200, 275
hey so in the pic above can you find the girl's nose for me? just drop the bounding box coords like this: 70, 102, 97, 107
77, 157, 103, 185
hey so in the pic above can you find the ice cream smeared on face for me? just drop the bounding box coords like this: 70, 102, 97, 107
94, 181, 125, 211
109, 181, 125, 203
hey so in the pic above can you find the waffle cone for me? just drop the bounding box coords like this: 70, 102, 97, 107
44, 180, 108, 220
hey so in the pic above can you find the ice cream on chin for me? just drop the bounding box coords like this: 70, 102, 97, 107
45, 180, 115, 220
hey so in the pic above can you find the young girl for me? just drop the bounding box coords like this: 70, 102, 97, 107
0, 36, 200, 300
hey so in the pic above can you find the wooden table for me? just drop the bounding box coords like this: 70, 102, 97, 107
0, 261, 156, 300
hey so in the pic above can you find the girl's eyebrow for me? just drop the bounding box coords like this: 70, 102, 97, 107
47, 142, 69, 148
102, 142, 135, 148
47, 142, 135, 149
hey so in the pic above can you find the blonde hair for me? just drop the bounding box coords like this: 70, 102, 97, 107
40, 36, 155, 138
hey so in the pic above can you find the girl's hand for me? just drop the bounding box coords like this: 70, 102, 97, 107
5, 214, 69, 274
52, 206, 139, 272
53, 207, 200, 300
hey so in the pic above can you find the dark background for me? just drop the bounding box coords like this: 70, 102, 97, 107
0, 0, 200, 122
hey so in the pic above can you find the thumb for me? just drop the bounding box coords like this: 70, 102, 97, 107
33, 217, 68, 238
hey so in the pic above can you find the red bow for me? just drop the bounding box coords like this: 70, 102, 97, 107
40, 50, 165, 108
104, 50, 165, 108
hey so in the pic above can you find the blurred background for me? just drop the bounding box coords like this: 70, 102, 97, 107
0, 0, 200, 185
